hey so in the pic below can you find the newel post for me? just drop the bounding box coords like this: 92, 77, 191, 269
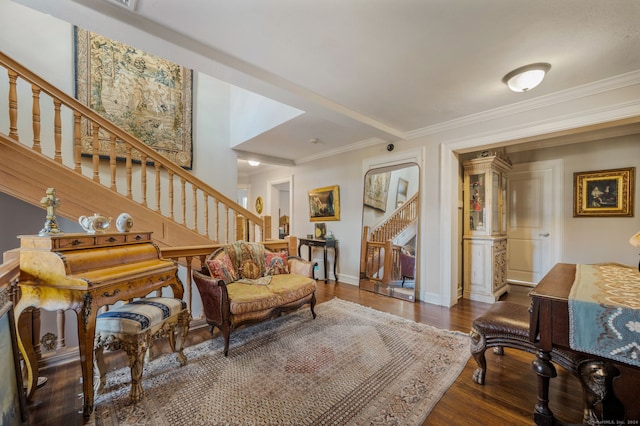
262, 216, 272, 240
382, 240, 394, 284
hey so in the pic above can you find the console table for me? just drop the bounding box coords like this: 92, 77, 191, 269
298, 238, 338, 283
529, 263, 640, 425
14, 232, 183, 418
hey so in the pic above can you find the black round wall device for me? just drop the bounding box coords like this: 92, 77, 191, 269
387, 143, 394, 151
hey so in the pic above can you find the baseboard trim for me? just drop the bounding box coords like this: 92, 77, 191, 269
507, 280, 536, 288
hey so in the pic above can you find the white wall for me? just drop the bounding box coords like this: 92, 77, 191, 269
508, 137, 640, 266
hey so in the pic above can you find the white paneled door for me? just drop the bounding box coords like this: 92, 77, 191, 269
507, 160, 563, 286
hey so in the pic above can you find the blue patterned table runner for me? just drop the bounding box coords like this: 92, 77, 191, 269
569, 263, 640, 367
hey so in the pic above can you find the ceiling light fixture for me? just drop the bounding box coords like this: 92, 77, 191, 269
103, 0, 138, 11
248, 160, 260, 167
502, 63, 551, 93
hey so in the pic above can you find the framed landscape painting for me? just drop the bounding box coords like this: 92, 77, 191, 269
75, 28, 193, 169
573, 167, 635, 217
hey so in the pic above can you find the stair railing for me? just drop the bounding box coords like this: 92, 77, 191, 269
360, 193, 418, 284
0, 51, 263, 243
369, 192, 419, 242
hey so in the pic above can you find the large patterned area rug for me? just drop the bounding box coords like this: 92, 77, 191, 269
92, 298, 470, 425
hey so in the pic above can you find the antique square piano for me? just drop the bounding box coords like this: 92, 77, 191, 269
14, 232, 184, 418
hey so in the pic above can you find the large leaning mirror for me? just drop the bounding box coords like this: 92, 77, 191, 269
359, 163, 420, 302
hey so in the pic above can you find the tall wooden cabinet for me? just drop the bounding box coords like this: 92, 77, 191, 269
462, 153, 511, 303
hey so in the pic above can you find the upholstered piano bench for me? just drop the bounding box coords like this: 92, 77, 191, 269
93, 297, 191, 402
469, 301, 579, 385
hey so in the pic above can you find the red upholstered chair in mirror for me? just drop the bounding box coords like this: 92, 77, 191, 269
399, 251, 415, 287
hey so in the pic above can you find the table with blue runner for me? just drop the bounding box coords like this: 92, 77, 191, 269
569, 263, 640, 367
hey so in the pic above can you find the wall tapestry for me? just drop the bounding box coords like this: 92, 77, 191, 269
75, 28, 193, 169
364, 172, 391, 211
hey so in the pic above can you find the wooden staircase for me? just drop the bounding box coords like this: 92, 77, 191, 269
0, 51, 265, 247
360, 192, 418, 284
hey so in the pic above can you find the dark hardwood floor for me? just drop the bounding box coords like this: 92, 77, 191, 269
25, 282, 584, 425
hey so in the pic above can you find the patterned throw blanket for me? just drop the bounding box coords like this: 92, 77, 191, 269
569, 263, 640, 367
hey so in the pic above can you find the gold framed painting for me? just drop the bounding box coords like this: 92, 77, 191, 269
573, 167, 635, 217
75, 28, 193, 169
308, 185, 340, 221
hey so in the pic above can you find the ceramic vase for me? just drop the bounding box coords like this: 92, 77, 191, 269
116, 212, 134, 233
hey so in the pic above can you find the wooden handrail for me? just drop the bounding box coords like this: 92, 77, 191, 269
0, 50, 263, 243
369, 192, 419, 242
361, 193, 418, 284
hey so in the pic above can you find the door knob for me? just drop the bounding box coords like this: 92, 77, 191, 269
539, 233, 550, 237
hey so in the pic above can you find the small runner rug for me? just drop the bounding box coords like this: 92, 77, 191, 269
92, 298, 470, 425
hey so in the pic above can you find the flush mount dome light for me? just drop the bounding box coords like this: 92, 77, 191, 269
248, 160, 260, 167
502, 63, 551, 92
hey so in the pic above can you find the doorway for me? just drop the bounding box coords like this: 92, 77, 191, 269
507, 159, 563, 286
267, 176, 293, 239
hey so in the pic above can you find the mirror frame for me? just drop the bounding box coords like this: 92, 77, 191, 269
359, 159, 420, 302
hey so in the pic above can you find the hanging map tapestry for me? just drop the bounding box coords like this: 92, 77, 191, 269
75, 28, 193, 169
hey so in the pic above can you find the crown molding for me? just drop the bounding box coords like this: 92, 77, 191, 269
300, 70, 640, 164
405, 70, 640, 140
442, 98, 640, 152
295, 137, 388, 165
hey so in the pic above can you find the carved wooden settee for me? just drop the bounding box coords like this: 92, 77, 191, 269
192, 241, 317, 356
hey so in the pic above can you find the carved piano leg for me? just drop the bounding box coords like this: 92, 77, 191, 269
14, 300, 39, 400
531, 349, 557, 425
577, 360, 624, 425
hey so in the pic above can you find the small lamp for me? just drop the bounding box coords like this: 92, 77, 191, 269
248, 160, 260, 167
502, 63, 551, 92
